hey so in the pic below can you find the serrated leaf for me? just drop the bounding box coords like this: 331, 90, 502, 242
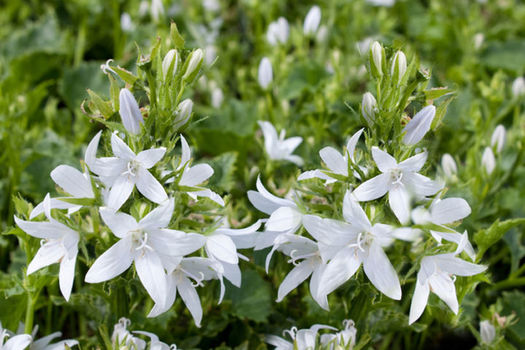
474, 219, 525, 258
170, 22, 185, 49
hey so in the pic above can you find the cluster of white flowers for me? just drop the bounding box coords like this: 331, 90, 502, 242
0, 323, 77, 350
111, 318, 176, 350
266, 320, 357, 350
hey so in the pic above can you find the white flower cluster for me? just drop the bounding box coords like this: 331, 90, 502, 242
15, 86, 260, 327
111, 318, 176, 350
266, 320, 357, 350
0, 322, 77, 350
248, 106, 487, 324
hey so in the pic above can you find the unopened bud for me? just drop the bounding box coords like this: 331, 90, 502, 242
162, 49, 179, 79
491, 125, 506, 154
119, 89, 144, 134
361, 92, 377, 126
391, 50, 407, 85
258, 57, 273, 89
174, 98, 193, 129
480, 320, 496, 344
303, 6, 321, 36
512, 77, 525, 97
369, 41, 384, 78
441, 153, 457, 179
267, 17, 289, 46
182, 48, 204, 82
482, 147, 495, 175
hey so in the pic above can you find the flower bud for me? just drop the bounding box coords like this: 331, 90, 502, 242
182, 48, 204, 82
491, 124, 506, 154
266, 17, 289, 46
258, 57, 273, 89
303, 6, 321, 36
402, 105, 435, 145
369, 41, 384, 78
119, 88, 144, 134
174, 98, 193, 129
361, 92, 377, 126
482, 147, 495, 175
162, 49, 179, 79
391, 50, 407, 85
441, 153, 457, 179
480, 320, 496, 344
512, 77, 525, 97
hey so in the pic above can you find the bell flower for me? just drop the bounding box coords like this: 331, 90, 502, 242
409, 249, 487, 324
85, 132, 168, 211
85, 199, 205, 307
402, 105, 436, 145
303, 191, 402, 303
303, 6, 321, 36
258, 121, 303, 165
15, 195, 79, 301
353, 147, 441, 223
119, 89, 144, 135
182, 49, 204, 82
298, 128, 364, 183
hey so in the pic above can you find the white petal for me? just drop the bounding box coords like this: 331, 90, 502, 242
178, 135, 191, 170
403, 172, 442, 197
433, 254, 487, 276
482, 147, 496, 174
27, 241, 64, 274
276, 260, 314, 302
318, 247, 361, 299
119, 88, 144, 135
430, 198, 471, 224
99, 208, 138, 238
110, 133, 135, 160
4, 334, 32, 350
259, 121, 278, 153
106, 175, 135, 211
266, 206, 302, 232
255, 176, 295, 209
388, 185, 411, 224
297, 170, 334, 182
342, 191, 371, 230
30, 198, 78, 219
149, 230, 205, 257
371, 147, 397, 172
135, 249, 167, 305
51, 165, 94, 198
139, 198, 174, 229
15, 216, 67, 240
352, 173, 390, 201
302, 215, 357, 261
84, 130, 102, 172
265, 335, 292, 350
428, 273, 458, 314
281, 136, 303, 154
402, 105, 435, 145
254, 231, 282, 250
180, 164, 214, 186
177, 275, 203, 327
398, 152, 427, 172
190, 189, 225, 206
85, 238, 133, 283
284, 154, 304, 166
136, 168, 168, 204
309, 262, 328, 310
136, 148, 166, 169
206, 234, 238, 264
346, 128, 364, 163
362, 242, 401, 300
59, 253, 77, 301
408, 277, 430, 324
222, 262, 241, 287
319, 147, 347, 175
148, 274, 178, 318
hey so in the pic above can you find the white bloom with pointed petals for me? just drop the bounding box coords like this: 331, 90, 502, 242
111, 318, 146, 350
353, 147, 442, 224
119, 89, 144, 135
409, 251, 487, 324
266, 324, 336, 350
258, 57, 273, 89
491, 125, 506, 154
319, 320, 357, 348
303, 6, 321, 36
258, 121, 303, 165
481, 147, 495, 175
15, 195, 79, 301
85, 132, 167, 211
85, 199, 205, 307
267, 17, 289, 46
403, 105, 436, 145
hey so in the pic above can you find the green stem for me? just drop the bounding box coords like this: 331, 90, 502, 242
24, 289, 34, 334
491, 277, 525, 291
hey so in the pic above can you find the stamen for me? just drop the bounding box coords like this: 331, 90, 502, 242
342, 319, 355, 329
283, 326, 297, 339
134, 232, 152, 251
100, 59, 118, 76
181, 269, 205, 287
288, 250, 317, 266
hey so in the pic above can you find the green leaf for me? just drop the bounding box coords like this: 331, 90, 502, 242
474, 219, 525, 258
424, 87, 454, 101
60, 62, 109, 111
481, 40, 525, 73
500, 291, 525, 345
207, 152, 238, 193
170, 22, 185, 49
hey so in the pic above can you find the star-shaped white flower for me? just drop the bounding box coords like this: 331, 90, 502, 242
259, 121, 303, 166
265, 324, 336, 350
85, 199, 205, 307
353, 147, 442, 224
319, 320, 357, 349
15, 195, 79, 301
303, 191, 403, 303
409, 246, 487, 324
111, 318, 145, 350
299, 128, 364, 183
85, 131, 167, 211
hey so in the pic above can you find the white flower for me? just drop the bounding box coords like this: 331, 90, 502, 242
304, 191, 402, 303
319, 320, 357, 349
162, 49, 179, 79
119, 89, 144, 135
85, 199, 205, 307
148, 257, 224, 327
441, 153, 457, 179
491, 125, 506, 154
353, 147, 442, 224
258, 57, 273, 89
479, 320, 496, 344
30, 331, 78, 350
402, 105, 436, 145
15, 195, 79, 301
120, 13, 135, 33
85, 132, 168, 211
298, 128, 364, 183
303, 6, 321, 36
258, 121, 303, 165
267, 17, 289, 46
481, 147, 495, 175
174, 98, 193, 130
133, 331, 175, 350
0, 323, 32, 350
266, 324, 336, 350
361, 92, 377, 126
512, 77, 525, 97
409, 251, 487, 324
112, 318, 146, 350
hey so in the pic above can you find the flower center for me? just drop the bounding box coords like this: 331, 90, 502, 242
125, 160, 141, 177
389, 168, 403, 185
131, 230, 152, 251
